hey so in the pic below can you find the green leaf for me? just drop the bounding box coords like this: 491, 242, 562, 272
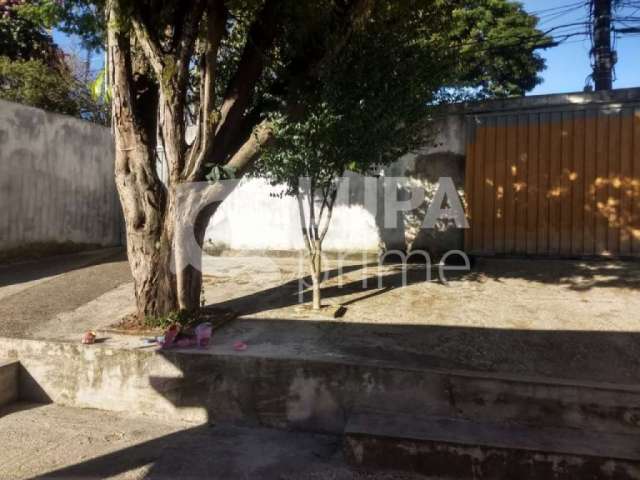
90, 68, 105, 101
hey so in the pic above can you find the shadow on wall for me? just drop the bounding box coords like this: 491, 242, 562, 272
205, 114, 468, 255
376, 151, 466, 256
317, 154, 466, 259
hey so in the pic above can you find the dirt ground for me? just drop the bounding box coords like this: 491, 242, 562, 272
0, 249, 639, 382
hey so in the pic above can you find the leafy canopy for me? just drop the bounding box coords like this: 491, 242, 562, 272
261, 0, 550, 195
0, 0, 106, 121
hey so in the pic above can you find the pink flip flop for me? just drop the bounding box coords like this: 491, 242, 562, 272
82, 331, 97, 344
233, 341, 248, 352
161, 325, 180, 349
195, 322, 213, 349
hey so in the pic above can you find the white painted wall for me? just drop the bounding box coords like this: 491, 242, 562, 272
206, 176, 381, 251
205, 112, 467, 252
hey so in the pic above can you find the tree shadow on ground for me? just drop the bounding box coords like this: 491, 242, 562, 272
29, 418, 348, 479
466, 257, 640, 291
0, 248, 126, 288
210, 257, 640, 317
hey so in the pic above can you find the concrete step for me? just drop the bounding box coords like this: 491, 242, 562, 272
344, 413, 640, 479
3, 337, 640, 436
0, 360, 18, 408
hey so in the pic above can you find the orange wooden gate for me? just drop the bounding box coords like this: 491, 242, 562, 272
464, 106, 640, 257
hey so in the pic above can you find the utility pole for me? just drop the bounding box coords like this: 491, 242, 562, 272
592, 0, 615, 91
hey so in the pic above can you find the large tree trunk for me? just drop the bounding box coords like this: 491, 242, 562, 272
113, 139, 179, 319
106, 0, 282, 320
108, 6, 178, 320
126, 224, 177, 318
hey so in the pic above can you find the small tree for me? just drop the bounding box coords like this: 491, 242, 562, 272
261, 105, 347, 310
261, 0, 552, 309
260, 10, 439, 309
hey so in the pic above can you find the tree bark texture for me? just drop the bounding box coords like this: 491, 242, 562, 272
107, 0, 371, 318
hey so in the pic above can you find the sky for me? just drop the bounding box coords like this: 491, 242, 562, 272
522, 0, 640, 95
53, 1, 640, 96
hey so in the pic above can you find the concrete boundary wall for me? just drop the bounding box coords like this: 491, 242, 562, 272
207, 87, 640, 255
5, 88, 637, 255
0, 100, 122, 250
206, 112, 466, 254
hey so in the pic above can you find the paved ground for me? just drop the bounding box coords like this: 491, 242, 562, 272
0, 251, 639, 479
0, 248, 132, 338
0, 402, 423, 480
0, 250, 639, 382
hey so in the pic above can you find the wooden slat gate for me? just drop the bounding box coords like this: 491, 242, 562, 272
464, 104, 640, 258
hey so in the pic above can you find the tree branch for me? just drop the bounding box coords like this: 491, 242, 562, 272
209, 0, 280, 164
224, 120, 273, 177
185, 0, 228, 181
108, 0, 165, 233
129, 15, 164, 81
319, 186, 338, 242
175, 0, 207, 97
296, 193, 313, 254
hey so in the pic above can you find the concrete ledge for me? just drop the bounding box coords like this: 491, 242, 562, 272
346, 413, 640, 460
1, 335, 640, 436
0, 360, 19, 408
344, 414, 640, 479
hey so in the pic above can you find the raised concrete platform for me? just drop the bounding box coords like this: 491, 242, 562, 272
0, 360, 18, 408
344, 413, 640, 479
2, 320, 640, 434
2, 318, 640, 478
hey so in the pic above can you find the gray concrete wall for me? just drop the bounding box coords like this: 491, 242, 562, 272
0, 100, 121, 250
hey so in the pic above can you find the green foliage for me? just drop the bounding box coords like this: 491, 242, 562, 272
56, 0, 106, 51
261, 0, 550, 199
0, 1, 107, 122
13, 0, 62, 29
144, 309, 195, 330
0, 3, 62, 66
205, 164, 238, 183
89, 67, 112, 109
89, 67, 106, 101
12, 0, 106, 51
444, 0, 551, 98
261, 104, 345, 194
0, 56, 86, 116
